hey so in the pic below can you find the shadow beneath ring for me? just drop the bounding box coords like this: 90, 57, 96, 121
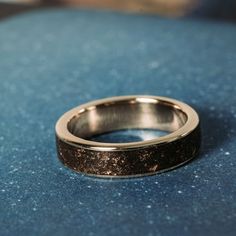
195, 106, 235, 158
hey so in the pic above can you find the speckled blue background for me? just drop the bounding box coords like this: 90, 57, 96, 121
0, 9, 236, 236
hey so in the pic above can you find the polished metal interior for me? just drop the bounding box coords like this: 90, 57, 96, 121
68, 98, 187, 140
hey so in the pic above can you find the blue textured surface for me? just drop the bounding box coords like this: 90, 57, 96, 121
0, 9, 236, 236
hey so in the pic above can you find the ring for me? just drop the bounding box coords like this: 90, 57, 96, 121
55, 95, 200, 178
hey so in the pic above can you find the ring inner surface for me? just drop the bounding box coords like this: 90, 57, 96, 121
67, 99, 187, 142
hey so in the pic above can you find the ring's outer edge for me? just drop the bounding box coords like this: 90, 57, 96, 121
56, 123, 201, 178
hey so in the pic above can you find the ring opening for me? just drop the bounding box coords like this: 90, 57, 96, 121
67, 99, 187, 142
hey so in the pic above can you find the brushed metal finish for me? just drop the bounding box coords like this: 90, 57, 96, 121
55, 95, 200, 177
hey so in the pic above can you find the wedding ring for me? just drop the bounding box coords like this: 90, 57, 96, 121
55, 95, 200, 178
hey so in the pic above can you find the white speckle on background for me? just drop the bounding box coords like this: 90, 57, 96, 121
148, 61, 160, 69
149, 220, 154, 225
166, 216, 171, 220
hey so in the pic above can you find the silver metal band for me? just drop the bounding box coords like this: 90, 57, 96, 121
55, 95, 200, 178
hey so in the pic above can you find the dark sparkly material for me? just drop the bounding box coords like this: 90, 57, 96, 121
56, 124, 200, 177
